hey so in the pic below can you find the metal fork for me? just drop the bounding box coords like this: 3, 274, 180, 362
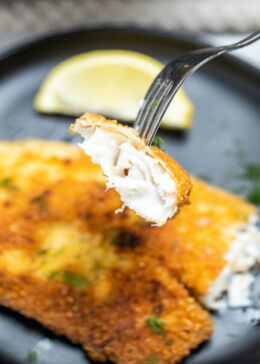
134, 31, 260, 145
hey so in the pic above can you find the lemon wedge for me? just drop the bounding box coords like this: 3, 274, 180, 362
34, 50, 193, 129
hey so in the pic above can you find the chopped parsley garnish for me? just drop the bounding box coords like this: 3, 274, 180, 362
54, 248, 64, 257
139, 354, 160, 364
166, 339, 173, 346
94, 259, 102, 271
36, 249, 48, 256
154, 80, 161, 88
227, 332, 239, 338
136, 221, 147, 227
220, 120, 230, 129
151, 136, 165, 149
62, 271, 88, 289
197, 174, 211, 183
221, 142, 260, 207
200, 303, 210, 312
31, 194, 47, 211
247, 182, 260, 205
150, 98, 160, 107
31, 194, 44, 203
243, 163, 260, 181
110, 228, 119, 245
146, 316, 166, 336
48, 270, 60, 280
72, 305, 79, 312
28, 349, 38, 360
233, 185, 248, 195
48, 270, 89, 289
0, 177, 11, 187
0, 177, 18, 191
171, 241, 178, 249
39, 203, 47, 212
240, 163, 260, 205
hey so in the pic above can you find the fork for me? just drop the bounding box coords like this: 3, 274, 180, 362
134, 31, 260, 145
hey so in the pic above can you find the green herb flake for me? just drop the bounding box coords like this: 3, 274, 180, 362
72, 305, 79, 312
146, 316, 166, 336
150, 98, 160, 107
39, 203, 47, 211
247, 182, 260, 205
63, 271, 88, 289
110, 228, 119, 245
0, 177, 18, 191
94, 259, 102, 271
154, 80, 161, 88
243, 163, 260, 181
139, 353, 160, 364
38, 258, 48, 267
31, 194, 44, 203
200, 303, 210, 312
223, 142, 247, 163
0, 177, 11, 187
28, 349, 38, 360
136, 221, 147, 227
166, 339, 173, 346
151, 136, 165, 149
230, 161, 260, 206
227, 332, 239, 338
233, 185, 248, 195
53, 248, 64, 258
36, 249, 48, 256
220, 120, 230, 129
197, 174, 211, 183
171, 241, 178, 249
31, 194, 47, 211
48, 270, 60, 280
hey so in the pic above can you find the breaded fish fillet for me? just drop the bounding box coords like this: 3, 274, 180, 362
70, 112, 192, 226
0, 140, 212, 364
140, 178, 260, 309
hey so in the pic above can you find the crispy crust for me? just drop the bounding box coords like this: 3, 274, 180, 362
150, 146, 192, 207
139, 178, 257, 298
0, 140, 212, 364
0, 267, 213, 364
70, 112, 123, 132
71, 112, 192, 216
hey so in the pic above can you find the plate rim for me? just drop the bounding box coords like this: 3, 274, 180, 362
0, 25, 259, 85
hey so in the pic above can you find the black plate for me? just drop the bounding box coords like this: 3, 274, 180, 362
0, 27, 259, 364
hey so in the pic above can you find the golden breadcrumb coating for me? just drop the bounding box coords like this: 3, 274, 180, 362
0, 140, 212, 364
150, 146, 191, 208
139, 178, 257, 298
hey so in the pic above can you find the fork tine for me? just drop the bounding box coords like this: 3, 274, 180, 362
145, 84, 177, 144
134, 77, 164, 132
138, 80, 173, 141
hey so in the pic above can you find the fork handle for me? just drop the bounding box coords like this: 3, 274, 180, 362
135, 31, 260, 145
